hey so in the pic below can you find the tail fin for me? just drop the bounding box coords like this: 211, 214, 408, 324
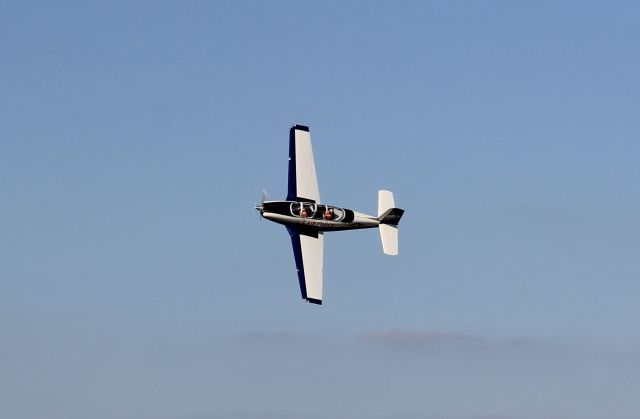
377, 190, 404, 255
378, 208, 404, 225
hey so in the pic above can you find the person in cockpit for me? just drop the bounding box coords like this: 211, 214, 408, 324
323, 207, 334, 220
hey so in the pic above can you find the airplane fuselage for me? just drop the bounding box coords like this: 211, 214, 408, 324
259, 200, 380, 232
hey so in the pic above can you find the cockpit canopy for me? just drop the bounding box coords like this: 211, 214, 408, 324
290, 202, 345, 222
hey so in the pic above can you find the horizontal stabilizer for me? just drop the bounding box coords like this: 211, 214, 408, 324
378, 190, 395, 217
377, 190, 403, 255
379, 224, 398, 255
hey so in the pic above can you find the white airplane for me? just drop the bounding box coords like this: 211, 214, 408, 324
256, 125, 404, 305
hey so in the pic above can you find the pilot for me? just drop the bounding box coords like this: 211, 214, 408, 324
300, 205, 309, 218
323, 208, 334, 220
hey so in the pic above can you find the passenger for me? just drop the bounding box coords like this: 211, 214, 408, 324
324, 208, 334, 220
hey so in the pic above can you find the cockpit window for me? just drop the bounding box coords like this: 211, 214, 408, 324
290, 202, 301, 216
290, 202, 317, 218
322, 206, 344, 221
291, 202, 344, 221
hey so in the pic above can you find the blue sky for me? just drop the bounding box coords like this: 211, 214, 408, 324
1, 2, 640, 418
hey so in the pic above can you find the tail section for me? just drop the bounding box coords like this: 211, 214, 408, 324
378, 208, 404, 225
379, 224, 399, 255
377, 190, 404, 255
378, 190, 395, 219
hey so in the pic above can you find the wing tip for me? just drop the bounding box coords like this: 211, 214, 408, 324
306, 298, 323, 305
291, 124, 310, 132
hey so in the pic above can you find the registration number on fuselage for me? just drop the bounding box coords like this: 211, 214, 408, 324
295, 218, 337, 227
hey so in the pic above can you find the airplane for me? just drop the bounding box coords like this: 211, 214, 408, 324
255, 125, 404, 305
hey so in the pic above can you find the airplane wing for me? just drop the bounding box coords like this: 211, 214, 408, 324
287, 125, 321, 203
287, 226, 324, 305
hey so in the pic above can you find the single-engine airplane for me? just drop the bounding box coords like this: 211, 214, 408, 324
255, 125, 404, 305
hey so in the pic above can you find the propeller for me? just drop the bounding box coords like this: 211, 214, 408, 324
255, 189, 267, 218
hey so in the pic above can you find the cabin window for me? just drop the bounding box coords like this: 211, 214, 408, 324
318, 205, 345, 221
290, 202, 344, 221
290, 202, 317, 218
330, 207, 345, 221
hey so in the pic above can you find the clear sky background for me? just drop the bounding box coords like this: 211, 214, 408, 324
1, 2, 640, 419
